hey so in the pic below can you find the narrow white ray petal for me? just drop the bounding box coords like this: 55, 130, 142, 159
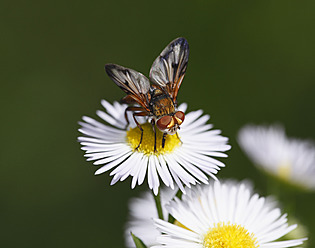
180, 147, 223, 168
80, 141, 126, 148
94, 151, 132, 174
181, 115, 210, 132
153, 155, 170, 187
110, 173, 120, 185
260, 238, 307, 247
178, 102, 188, 112
148, 156, 160, 192
201, 187, 217, 225
164, 154, 196, 186
84, 146, 130, 160
260, 225, 296, 244
183, 128, 222, 137
91, 151, 131, 165
131, 174, 138, 189
101, 99, 126, 121
259, 216, 292, 243
181, 123, 212, 136
253, 208, 287, 236
138, 155, 148, 185
113, 101, 127, 113
129, 152, 143, 176
206, 184, 220, 223
79, 129, 126, 142
171, 151, 209, 184
79, 126, 125, 141
110, 152, 139, 176
168, 166, 186, 193
158, 156, 174, 189
211, 181, 225, 221
196, 151, 228, 157
182, 143, 230, 153
244, 197, 265, 227
180, 124, 213, 135
97, 110, 126, 129
251, 207, 280, 235
130, 154, 146, 188
82, 145, 127, 154
120, 169, 132, 181
78, 136, 121, 144
179, 199, 211, 233
154, 219, 201, 242
156, 236, 202, 248
239, 193, 260, 225
92, 147, 131, 165
176, 149, 220, 175
81, 116, 124, 133
227, 185, 237, 222
181, 110, 203, 126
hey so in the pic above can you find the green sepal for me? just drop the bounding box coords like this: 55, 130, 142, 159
131, 232, 148, 248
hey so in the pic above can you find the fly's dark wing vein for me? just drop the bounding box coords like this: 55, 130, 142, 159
105, 64, 151, 109
149, 37, 189, 104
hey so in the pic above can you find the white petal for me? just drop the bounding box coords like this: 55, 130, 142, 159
94, 151, 132, 174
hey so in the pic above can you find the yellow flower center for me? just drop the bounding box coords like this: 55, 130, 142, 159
203, 222, 259, 248
126, 122, 181, 156
277, 162, 291, 181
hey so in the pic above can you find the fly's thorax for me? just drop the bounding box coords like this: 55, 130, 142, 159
150, 88, 175, 118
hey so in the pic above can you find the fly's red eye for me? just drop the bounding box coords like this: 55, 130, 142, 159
156, 116, 172, 131
174, 111, 185, 125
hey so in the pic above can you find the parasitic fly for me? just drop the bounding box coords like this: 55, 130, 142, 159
105, 37, 189, 151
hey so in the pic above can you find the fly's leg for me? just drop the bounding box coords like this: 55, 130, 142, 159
151, 119, 157, 152
162, 133, 167, 148
124, 106, 144, 129
176, 132, 183, 144
133, 112, 148, 150
124, 106, 148, 150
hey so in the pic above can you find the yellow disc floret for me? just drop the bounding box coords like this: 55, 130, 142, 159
277, 162, 291, 181
126, 122, 181, 156
203, 222, 259, 248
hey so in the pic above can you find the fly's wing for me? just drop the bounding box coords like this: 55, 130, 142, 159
149, 37, 189, 104
105, 64, 151, 110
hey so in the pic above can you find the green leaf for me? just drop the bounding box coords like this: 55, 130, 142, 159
131, 232, 148, 248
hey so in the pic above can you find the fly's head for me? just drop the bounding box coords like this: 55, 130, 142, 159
156, 111, 185, 134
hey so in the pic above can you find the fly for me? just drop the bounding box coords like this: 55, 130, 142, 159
105, 37, 189, 151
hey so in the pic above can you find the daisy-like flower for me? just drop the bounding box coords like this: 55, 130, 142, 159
238, 124, 315, 191
153, 181, 307, 248
125, 187, 177, 248
78, 100, 231, 195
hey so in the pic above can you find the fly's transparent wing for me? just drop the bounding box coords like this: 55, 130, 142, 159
105, 64, 151, 109
149, 37, 189, 103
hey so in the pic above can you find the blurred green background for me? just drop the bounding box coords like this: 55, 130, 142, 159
1, 0, 315, 247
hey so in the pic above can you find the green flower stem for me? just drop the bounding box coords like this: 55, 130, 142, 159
153, 189, 164, 220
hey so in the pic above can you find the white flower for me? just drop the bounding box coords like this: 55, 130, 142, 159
238, 124, 315, 190
78, 100, 231, 194
153, 181, 307, 248
125, 187, 177, 248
